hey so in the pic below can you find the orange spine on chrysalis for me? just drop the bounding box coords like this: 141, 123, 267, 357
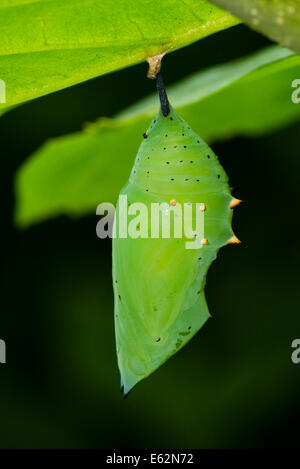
230, 198, 242, 209
227, 235, 241, 245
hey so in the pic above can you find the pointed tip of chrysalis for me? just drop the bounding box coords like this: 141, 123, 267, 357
227, 235, 241, 245
121, 382, 132, 399
120, 373, 140, 398
123, 390, 131, 400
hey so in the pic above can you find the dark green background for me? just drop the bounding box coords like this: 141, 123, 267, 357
1, 24, 299, 449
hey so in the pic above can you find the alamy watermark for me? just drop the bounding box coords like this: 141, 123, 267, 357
291, 339, 300, 364
0, 79, 6, 104
96, 195, 206, 250
291, 79, 300, 104
0, 339, 6, 364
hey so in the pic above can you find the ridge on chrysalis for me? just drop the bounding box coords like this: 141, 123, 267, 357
112, 76, 239, 395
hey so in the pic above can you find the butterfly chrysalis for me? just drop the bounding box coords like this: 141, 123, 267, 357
113, 73, 241, 395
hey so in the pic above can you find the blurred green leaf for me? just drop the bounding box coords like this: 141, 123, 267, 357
210, 0, 300, 53
15, 46, 300, 227
0, 0, 239, 116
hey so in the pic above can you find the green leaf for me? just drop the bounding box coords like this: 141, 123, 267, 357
0, 0, 239, 116
15, 46, 300, 227
210, 0, 300, 53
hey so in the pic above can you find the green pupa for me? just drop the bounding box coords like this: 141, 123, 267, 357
112, 73, 240, 395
